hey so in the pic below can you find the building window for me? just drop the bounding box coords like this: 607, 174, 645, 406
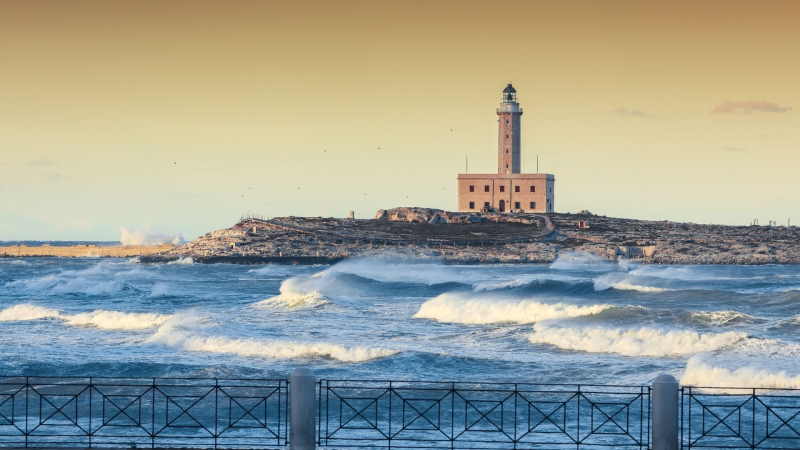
505, 134, 509, 139
530, 185, 536, 192
468, 201, 475, 209
514, 201, 521, 209
499, 185, 505, 192
514, 185, 520, 192
484, 185, 490, 192
530, 201, 536, 209
469, 185, 475, 192
484, 201, 490, 209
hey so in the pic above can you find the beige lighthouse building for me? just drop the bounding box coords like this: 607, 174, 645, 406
457, 84, 555, 213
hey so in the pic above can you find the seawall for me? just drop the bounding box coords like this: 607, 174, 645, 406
0, 244, 174, 258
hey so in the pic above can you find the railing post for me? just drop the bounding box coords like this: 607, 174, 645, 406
290, 368, 317, 450
652, 374, 679, 450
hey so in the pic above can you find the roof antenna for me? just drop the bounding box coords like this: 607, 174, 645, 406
465, 154, 469, 173
536, 154, 540, 173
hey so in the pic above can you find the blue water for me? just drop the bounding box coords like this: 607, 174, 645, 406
1, 253, 799, 387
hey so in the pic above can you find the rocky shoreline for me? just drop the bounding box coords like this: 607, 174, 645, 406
140, 207, 800, 265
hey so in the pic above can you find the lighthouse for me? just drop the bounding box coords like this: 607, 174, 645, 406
497, 83, 522, 175
457, 83, 555, 213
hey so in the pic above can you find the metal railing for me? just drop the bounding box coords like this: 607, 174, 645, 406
3, 372, 800, 450
318, 379, 651, 449
681, 386, 800, 450
0, 376, 288, 449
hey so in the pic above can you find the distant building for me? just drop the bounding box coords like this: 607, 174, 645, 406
457, 84, 555, 213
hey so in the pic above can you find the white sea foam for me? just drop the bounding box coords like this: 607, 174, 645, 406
628, 265, 739, 282
254, 276, 330, 309
254, 292, 329, 309
63, 310, 171, 330
167, 257, 194, 265
414, 292, 611, 325
180, 336, 396, 362
6, 274, 126, 296
149, 316, 394, 362
0, 304, 62, 321
3, 262, 142, 296
325, 255, 466, 285
0, 303, 170, 330
246, 265, 300, 277
690, 310, 756, 326
682, 355, 800, 389
472, 274, 587, 292
120, 227, 184, 246
529, 324, 747, 357
605, 282, 669, 293
593, 273, 670, 293
550, 251, 616, 272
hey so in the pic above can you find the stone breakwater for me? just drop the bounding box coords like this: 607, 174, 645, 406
140, 207, 800, 265
0, 244, 174, 258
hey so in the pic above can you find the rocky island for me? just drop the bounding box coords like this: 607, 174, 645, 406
140, 207, 800, 265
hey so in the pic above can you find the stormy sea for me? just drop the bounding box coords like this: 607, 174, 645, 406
1, 253, 799, 388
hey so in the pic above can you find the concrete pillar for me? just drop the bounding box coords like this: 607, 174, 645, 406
290, 368, 316, 450
652, 374, 679, 450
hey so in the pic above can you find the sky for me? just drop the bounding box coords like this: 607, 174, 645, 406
1, 0, 798, 240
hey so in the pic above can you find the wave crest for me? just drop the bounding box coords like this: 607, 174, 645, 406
414, 293, 611, 325
150, 316, 395, 362
3, 262, 144, 296
0, 304, 61, 321
529, 324, 747, 357
593, 273, 670, 293
0, 303, 170, 330
63, 310, 172, 330
682, 355, 800, 389
550, 251, 616, 272
254, 276, 330, 309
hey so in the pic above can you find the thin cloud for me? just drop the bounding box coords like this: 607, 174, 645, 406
712, 100, 791, 114
613, 107, 651, 118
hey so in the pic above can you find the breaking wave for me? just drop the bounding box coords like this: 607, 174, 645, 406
627, 266, 739, 282
149, 317, 395, 362
593, 273, 670, 293
325, 255, 468, 285
0, 303, 170, 330
689, 310, 757, 326
167, 257, 194, 265
529, 324, 747, 357
414, 292, 612, 325
0, 304, 61, 321
472, 274, 588, 292
120, 227, 184, 246
3, 262, 147, 296
682, 354, 800, 389
550, 251, 617, 272
254, 275, 331, 309
63, 310, 171, 330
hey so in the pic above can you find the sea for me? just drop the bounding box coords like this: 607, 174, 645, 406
1, 252, 799, 388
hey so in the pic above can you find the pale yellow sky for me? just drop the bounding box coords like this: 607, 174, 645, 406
1, 0, 798, 239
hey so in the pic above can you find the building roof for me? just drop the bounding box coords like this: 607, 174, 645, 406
502, 83, 516, 93
457, 173, 554, 180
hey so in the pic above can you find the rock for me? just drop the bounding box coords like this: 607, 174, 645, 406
145, 208, 800, 265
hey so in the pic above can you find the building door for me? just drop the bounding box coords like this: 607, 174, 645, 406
499, 199, 505, 212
